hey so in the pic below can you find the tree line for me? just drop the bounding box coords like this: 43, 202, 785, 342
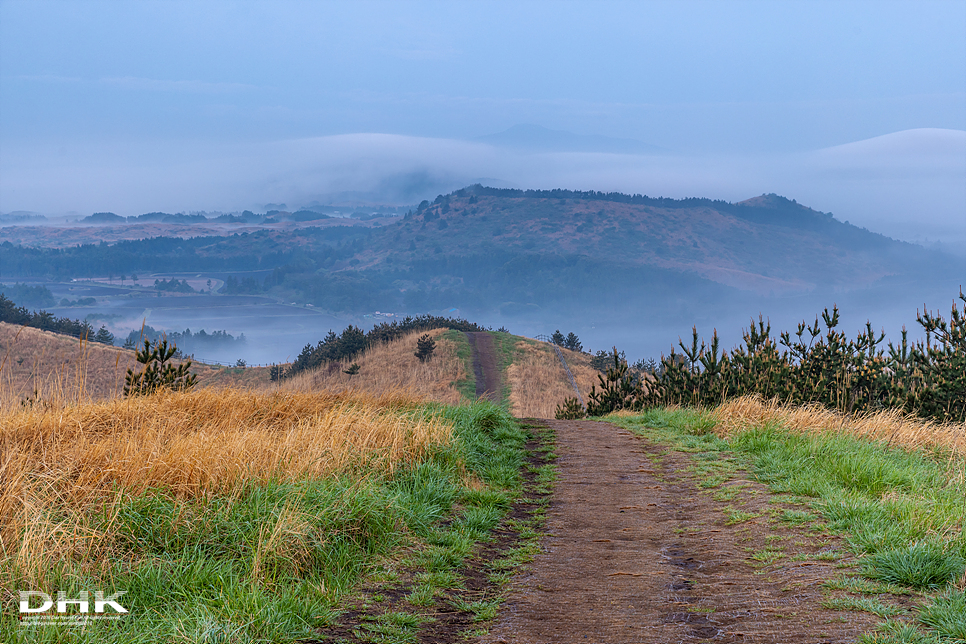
0, 294, 114, 344
279, 315, 489, 380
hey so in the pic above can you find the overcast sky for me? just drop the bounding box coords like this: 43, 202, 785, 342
1, 0, 964, 244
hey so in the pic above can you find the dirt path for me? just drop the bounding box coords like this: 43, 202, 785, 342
482, 419, 877, 644
466, 332, 502, 402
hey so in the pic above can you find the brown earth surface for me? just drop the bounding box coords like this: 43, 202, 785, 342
481, 419, 879, 644
466, 332, 502, 402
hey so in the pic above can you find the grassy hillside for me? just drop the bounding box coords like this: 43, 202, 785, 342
360, 188, 921, 294
279, 326, 599, 417
505, 339, 599, 418
0, 323, 139, 403
1, 321, 594, 416
0, 322, 269, 404
280, 327, 466, 404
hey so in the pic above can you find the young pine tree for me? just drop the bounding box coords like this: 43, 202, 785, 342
415, 334, 436, 362
124, 338, 197, 397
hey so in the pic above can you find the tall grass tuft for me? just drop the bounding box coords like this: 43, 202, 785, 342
712, 395, 966, 458
863, 542, 965, 590
918, 589, 966, 641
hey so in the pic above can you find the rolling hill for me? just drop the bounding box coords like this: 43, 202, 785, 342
1, 186, 959, 341
358, 187, 930, 295
0, 322, 271, 403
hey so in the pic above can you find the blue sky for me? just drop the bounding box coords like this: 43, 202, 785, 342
1, 0, 964, 244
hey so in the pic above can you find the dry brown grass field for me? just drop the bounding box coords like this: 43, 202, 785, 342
711, 395, 966, 458
0, 322, 139, 403
0, 387, 449, 583
197, 363, 274, 389
280, 328, 464, 404
0, 322, 272, 405
506, 340, 600, 418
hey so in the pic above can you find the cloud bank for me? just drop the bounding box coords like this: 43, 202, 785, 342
1, 128, 963, 248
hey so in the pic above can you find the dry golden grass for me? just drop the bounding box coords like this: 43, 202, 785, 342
0, 387, 450, 581
712, 395, 966, 457
280, 328, 464, 404
506, 340, 601, 418
0, 322, 138, 404
0, 322, 272, 406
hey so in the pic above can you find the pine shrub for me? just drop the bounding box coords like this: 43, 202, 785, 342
414, 334, 436, 362
555, 397, 586, 419
124, 339, 197, 397
585, 291, 966, 423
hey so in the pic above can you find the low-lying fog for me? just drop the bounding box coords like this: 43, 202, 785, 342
36, 279, 351, 366
22, 270, 963, 369
4, 127, 965, 251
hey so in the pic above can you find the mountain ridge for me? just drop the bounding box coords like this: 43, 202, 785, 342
1, 185, 956, 323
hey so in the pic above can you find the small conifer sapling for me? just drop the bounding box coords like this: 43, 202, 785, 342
415, 334, 436, 362
124, 338, 197, 397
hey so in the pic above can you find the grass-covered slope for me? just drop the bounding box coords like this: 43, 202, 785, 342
0, 322, 269, 405
281, 327, 466, 404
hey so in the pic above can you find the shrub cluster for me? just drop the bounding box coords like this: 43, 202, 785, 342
154, 278, 194, 292
286, 315, 487, 378
586, 291, 966, 423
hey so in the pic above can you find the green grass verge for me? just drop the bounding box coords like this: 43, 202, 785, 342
319, 418, 555, 643
610, 408, 966, 643
441, 329, 476, 401
2, 401, 526, 644
488, 331, 524, 409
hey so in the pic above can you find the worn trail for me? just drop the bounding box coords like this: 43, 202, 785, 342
466, 331, 502, 402
482, 419, 875, 644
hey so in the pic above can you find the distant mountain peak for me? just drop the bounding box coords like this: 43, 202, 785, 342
737, 194, 804, 209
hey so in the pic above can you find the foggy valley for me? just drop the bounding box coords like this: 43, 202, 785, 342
2, 183, 963, 366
